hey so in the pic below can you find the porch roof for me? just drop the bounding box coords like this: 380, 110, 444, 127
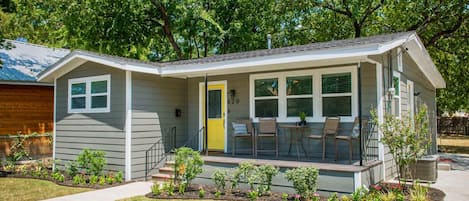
37, 32, 445, 88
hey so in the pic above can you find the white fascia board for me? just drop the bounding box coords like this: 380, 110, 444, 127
403, 39, 446, 88
37, 53, 160, 82
162, 46, 383, 77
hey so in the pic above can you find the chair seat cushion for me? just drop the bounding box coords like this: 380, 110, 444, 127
232, 122, 248, 134
351, 124, 360, 138
336, 135, 352, 140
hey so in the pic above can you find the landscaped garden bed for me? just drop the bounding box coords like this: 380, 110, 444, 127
1, 148, 127, 189
145, 147, 444, 201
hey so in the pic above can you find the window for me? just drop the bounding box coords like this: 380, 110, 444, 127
286, 76, 313, 117
392, 72, 401, 117
321, 73, 352, 116
68, 75, 111, 113
250, 66, 356, 122
254, 78, 278, 117
208, 90, 222, 118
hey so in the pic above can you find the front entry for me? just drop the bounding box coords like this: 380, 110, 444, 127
200, 82, 226, 151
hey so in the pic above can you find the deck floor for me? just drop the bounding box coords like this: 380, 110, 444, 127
202, 154, 381, 172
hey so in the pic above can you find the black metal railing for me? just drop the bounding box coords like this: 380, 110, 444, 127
362, 121, 379, 163
144, 127, 204, 180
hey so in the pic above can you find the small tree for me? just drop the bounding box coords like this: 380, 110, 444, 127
372, 105, 430, 183
174, 147, 203, 191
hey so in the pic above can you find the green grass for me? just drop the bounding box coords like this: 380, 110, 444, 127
0, 178, 92, 201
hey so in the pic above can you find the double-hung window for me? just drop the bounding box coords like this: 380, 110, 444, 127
392, 71, 401, 117
286, 76, 313, 117
250, 66, 356, 122
68, 75, 111, 113
321, 72, 352, 116
254, 78, 279, 117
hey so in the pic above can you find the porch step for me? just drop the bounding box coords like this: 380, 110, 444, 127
166, 160, 176, 166
152, 173, 175, 182
158, 166, 175, 174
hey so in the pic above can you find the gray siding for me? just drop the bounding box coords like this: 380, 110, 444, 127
131, 72, 187, 179
187, 66, 378, 161
55, 62, 126, 172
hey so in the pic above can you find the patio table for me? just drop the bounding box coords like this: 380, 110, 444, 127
280, 125, 308, 160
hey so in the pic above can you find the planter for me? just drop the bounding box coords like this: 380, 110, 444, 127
403, 155, 439, 182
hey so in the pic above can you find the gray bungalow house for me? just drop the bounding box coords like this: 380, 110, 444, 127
37, 32, 445, 193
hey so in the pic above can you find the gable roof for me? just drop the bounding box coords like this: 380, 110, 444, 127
37, 32, 445, 88
0, 40, 69, 84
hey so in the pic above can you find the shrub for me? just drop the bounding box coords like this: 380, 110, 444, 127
98, 175, 106, 185
409, 182, 428, 201
327, 193, 339, 201
174, 147, 203, 192
66, 161, 79, 178
198, 186, 205, 198
281, 193, 288, 201
351, 185, 369, 201
76, 149, 106, 176
106, 173, 115, 185
115, 171, 124, 183
151, 183, 162, 196
257, 164, 279, 193
73, 174, 86, 185
215, 190, 222, 198
163, 182, 175, 196
89, 175, 99, 185
247, 190, 259, 201
231, 162, 257, 190
231, 162, 279, 195
52, 172, 65, 182
285, 166, 319, 201
212, 169, 228, 192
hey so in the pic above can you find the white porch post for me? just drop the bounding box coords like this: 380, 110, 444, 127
125, 71, 132, 181
52, 78, 57, 170
376, 63, 386, 180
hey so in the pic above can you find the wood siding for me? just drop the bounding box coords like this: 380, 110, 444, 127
55, 62, 126, 172
0, 84, 53, 135
131, 72, 187, 179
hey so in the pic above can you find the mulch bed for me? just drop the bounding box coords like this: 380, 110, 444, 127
147, 183, 445, 201
0, 170, 131, 189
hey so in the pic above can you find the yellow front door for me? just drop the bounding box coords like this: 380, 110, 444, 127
203, 84, 226, 151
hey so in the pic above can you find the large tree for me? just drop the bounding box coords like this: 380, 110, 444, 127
2, 0, 468, 112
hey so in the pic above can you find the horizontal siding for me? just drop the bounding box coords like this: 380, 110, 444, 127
130, 73, 187, 179
55, 61, 126, 174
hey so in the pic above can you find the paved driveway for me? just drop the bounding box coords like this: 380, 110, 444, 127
431, 153, 469, 201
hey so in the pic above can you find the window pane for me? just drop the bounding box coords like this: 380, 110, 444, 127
91, 95, 107, 108
208, 90, 221, 118
322, 96, 351, 116
71, 83, 86, 95
322, 73, 351, 94
91, 80, 107, 94
287, 98, 313, 117
287, 76, 312, 95
393, 76, 400, 96
71, 97, 86, 109
255, 78, 278, 97
255, 99, 278, 117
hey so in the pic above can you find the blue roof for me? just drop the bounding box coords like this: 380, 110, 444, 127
0, 40, 69, 82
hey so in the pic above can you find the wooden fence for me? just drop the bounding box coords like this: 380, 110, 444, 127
0, 134, 52, 159
437, 117, 469, 136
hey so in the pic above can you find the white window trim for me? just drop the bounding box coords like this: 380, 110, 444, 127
68, 74, 111, 113
397, 47, 403, 72
393, 71, 401, 118
249, 66, 357, 123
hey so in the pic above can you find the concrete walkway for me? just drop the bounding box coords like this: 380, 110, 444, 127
430, 153, 469, 201
43, 181, 153, 201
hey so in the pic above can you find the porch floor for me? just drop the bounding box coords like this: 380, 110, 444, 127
202, 154, 381, 173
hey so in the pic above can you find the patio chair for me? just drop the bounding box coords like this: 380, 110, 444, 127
335, 117, 368, 164
306, 117, 340, 160
255, 118, 279, 159
231, 119, 255, 157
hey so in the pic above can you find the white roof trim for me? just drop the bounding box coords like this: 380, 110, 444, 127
37, 33, 445, 89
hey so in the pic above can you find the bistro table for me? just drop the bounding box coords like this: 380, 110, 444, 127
280, 124, 308, 160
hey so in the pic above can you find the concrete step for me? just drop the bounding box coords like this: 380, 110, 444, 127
166, 160, 176, 166
152, 173, 175, 183
158, 166, 175, 174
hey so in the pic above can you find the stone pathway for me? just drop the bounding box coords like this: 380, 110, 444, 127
430, 153, 469, 201
43, 181, 153, 201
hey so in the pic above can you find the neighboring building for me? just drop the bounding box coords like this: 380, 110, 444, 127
0, 40, 69, 158
37, 32, 445, 193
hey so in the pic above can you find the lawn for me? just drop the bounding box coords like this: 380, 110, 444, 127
438, 136, 469, 154
0, 178, 92, 201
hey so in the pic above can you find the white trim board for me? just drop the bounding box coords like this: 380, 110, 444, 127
124, 71, 132, 181
67, 74, 111, 113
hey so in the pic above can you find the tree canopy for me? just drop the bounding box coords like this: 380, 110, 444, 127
1, 0, 468, 112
